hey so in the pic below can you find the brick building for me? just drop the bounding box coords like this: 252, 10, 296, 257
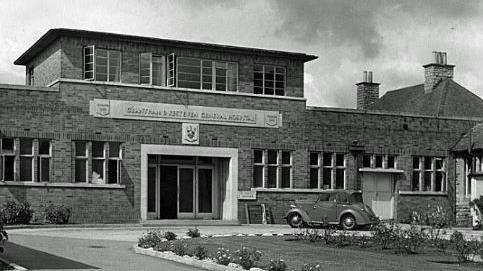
0, 29, 481, 225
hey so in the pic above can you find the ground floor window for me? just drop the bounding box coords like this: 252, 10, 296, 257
0, 137, 51, 182
362, 154, 397, 169
412, 156, 446, 192
74, 141, 122, 184
309, 152, 346, 189
253, 149, 292, 188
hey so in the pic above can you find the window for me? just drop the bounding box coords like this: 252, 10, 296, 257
74, 141, 122, 184
176, 57, 238, 91
412, 156, 446, 192
309, 152, 346, 189
140, 53, 165, 86
0, 138, 51, 182
167, 53, 176, 87
37, 139, 51, 182
27, 67, 34, 86
83, 46, 121, 82
253, 64, 285, 96
252, 149, 292, 188
0, 138, 15, 181
362, 154, 397, 169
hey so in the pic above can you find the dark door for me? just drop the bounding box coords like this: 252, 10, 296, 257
159, 165, 177, 219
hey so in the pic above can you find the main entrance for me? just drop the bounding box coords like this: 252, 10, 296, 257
361, 172, 395, 220
147, 155, 217, 220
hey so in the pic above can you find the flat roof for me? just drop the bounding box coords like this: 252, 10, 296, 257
14, 28, 318, 65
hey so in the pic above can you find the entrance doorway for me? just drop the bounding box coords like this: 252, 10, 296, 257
362, 173, 394, 220
147, 156, 216, 220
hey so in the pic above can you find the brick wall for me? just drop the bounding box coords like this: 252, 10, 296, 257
26, 39, 61, 87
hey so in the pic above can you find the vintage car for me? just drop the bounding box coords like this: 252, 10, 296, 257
285, 190, 378, 230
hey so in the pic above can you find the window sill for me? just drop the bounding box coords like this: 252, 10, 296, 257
359, 168, 404, 173
398, 191, 447, 196
0, 181, 125, 189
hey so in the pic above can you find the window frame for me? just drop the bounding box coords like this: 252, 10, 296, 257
411, 156, 446, 192
253, 64, 286, 96
362, 154, 398, 169
309, 152, 346, 190
252, 149, 292, 189
0, 137, 15, 181
139, 53, 166, 86
83, 46, 121, 82
37, 139, 51, 182
74, 141, 122, 185
19, 138, 34, 182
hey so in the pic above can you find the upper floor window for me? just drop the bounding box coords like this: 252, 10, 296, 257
309, 152, 346, 189
83, 46, 121, 82
176, 57, 238, 92
139, 53, 165, 86
254, 64, 285, 96
412, 156, 446, 192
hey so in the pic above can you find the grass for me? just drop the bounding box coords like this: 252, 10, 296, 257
183, 236, 483, 271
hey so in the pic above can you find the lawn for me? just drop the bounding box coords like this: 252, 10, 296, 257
183, 235, 483, 271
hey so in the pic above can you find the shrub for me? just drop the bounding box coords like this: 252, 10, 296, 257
0, 223, 7, 253
232, 246, 262, 269
172, 241, 188, 256
304, 229, 321, 242
215, 247, 232, 265
372, 222, 397, 249
193, 245, 208, 260
186, 227, 200, 238
450, 231, 474, 263
334, 231, 350, 248
268, 258, 287, 271
164, 231, 177, 241
356, 234, 371, 248
393, 224, 427, 254
154, 241, 171, 252
301, 263, 324, 271
321, 228, 336, 245
410, 204, 450, 228
0, 201, 33, 225
44, 205, 71, 224
138, 229, 164, 248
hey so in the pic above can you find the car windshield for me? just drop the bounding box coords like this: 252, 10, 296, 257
349, 193, 363, 204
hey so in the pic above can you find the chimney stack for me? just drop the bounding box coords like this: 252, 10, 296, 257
356, 71, 380, 110
423, 51, 454, 93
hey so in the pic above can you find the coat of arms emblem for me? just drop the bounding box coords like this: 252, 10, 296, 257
182, 123, 199, 145
96, 102, 110, 116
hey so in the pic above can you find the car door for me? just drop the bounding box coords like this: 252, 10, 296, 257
310, 192, 337, 223
336, 192, 350, 218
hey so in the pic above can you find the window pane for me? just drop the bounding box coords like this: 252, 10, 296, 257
95, 49, 108, 81
310, 168, 318, 188
412, 172, 420, 191
152, 56, 165, 86
75, 160, 86, 182
435, 172, 445, 192
336, 154, 344, 166
335, 169, 344, 189
282, 151, 291, 164
109, 143, 120, 158
148, 167, 156, 212
363, 155, 371, 167
388, 156, 395, 168
108, 160, 119, 184
254, 150, 263, 163
323, 153, 332, 166
424, 157, 432, 170
1, 138, 14, 152
227, 63, 237, 91
322, 168, 332, 188
375, 155, 383, 168
139, 53, 151, 84
281, 167, 290, 188
20, 138, 33, 155
253, 165, 263, 187
423, 172, 432, 191
309, 153, 318, 166
20, 157, 32, 182
92, 159, 104, 183
267, 150, 277, 164
267, 166, 277, 188
75, 141, 86, 157
38, 157, 50, 182
413, 157, 420, 169
4, 156, 14, 181
435, 159, 444, 170
39, 139, 50, 155
92, 142, 104, 157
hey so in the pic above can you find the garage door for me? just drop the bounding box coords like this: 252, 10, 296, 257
362, 173, 394, 220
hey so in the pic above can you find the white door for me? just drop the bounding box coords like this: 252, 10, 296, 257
362, 173, 394, 220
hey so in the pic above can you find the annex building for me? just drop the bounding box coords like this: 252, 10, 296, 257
0, 29, 482, 226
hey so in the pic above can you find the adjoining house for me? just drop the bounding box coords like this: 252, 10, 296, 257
0, 29, 481, 225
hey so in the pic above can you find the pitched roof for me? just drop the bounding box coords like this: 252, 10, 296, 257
370, 78, 483, 118
14, 28, 318, 65
452, 122, 483, 152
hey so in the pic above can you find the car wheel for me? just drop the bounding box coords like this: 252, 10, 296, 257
340, 214, 357, 230
287, 213, 304, 228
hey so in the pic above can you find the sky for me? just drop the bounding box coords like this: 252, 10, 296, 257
1, 0, 483, 108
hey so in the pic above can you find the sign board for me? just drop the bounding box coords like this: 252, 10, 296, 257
89, 99, 282, 128
237, 190, 257, 200
182, 123, 199, 145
